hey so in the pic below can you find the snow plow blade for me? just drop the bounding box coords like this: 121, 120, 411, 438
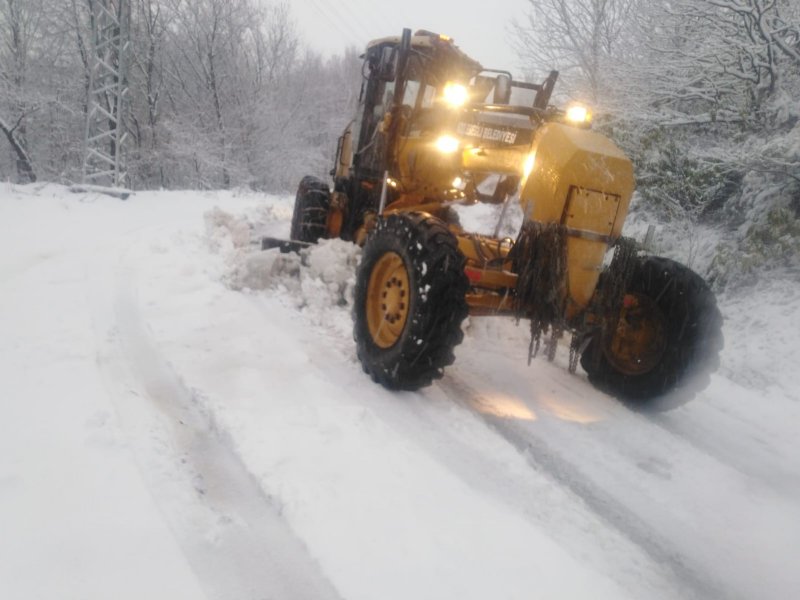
261, 237, 311, 253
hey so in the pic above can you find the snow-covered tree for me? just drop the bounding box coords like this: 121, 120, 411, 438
0, 0, 46, 182
511, 0, 640, 106
0, 0, 361, 190
513, 0, 800, 287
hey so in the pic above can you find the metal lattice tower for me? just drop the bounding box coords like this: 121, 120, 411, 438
82, 0, 131, 188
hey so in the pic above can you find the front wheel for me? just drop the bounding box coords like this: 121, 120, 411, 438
290, 175, 330, 243
581, 256, 723, 408
353, 213, 469, 390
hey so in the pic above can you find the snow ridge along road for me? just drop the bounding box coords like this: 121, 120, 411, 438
100, 257, 343, 600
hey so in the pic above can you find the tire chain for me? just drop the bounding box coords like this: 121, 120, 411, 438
512, 221, 568, 365
354, 213, 469, 389
569, 236, 638, 373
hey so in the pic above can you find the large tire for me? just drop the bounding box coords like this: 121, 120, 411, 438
581, 256, 723, 408
353, 213, 469, 390
290, 175, 330, 243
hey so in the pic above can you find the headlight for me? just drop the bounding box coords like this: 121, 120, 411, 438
565, 104, 592, 125
434, 134, 460, 154
442, 82, 469, 108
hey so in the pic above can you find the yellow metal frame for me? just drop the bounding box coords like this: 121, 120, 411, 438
348, 85, 634, 322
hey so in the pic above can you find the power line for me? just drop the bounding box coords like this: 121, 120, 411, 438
316, 0, 374, 42
305, 0, 368, 51
347, 0, 395, 33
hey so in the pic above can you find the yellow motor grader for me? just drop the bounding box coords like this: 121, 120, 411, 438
268, 29, 723, 404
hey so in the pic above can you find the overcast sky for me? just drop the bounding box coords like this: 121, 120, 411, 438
286, 0, 530, 75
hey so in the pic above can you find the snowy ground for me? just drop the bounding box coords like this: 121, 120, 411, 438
1, 183, 798, 600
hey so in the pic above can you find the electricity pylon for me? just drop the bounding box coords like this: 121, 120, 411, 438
82, 0, 131, 189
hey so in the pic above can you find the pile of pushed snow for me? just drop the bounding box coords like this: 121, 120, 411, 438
204, 206, 361, 338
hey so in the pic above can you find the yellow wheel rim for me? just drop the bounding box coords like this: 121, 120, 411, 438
366, 252, 411, 348
605, 293, 668, 376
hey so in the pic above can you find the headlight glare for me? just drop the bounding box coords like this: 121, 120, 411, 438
443, 82, 469, 107
522, 152, 536, 179
435, 134, 460, 154
565, 104, 591, 125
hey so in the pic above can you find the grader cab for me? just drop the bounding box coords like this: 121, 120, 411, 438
274, 29, 722, 405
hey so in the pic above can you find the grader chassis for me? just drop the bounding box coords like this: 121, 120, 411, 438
268, 29, 723, 406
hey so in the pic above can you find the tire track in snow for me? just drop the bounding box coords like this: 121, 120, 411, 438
646, 410, 800, 499
437, 374, 736, 600
98, 260, 343, 600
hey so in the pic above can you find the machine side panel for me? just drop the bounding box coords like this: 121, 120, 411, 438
520, 123, 635, 310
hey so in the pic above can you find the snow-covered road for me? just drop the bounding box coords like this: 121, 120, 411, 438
1, 184, 798, 600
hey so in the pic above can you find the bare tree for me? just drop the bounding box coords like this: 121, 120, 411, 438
511, 0, 640, 105
127, 0, 168, 187
0, 0, 44, 182
513, 0, 799, 123
0, 113, 35, 181
161, 0, 263, 188
637, 0, 800, 121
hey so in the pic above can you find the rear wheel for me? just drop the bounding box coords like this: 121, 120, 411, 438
353, 213, 469, 390
581, 256, 723, 408
290, 175, 330, 243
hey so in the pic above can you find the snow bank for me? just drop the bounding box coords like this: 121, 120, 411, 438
206, 206, 361, 339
